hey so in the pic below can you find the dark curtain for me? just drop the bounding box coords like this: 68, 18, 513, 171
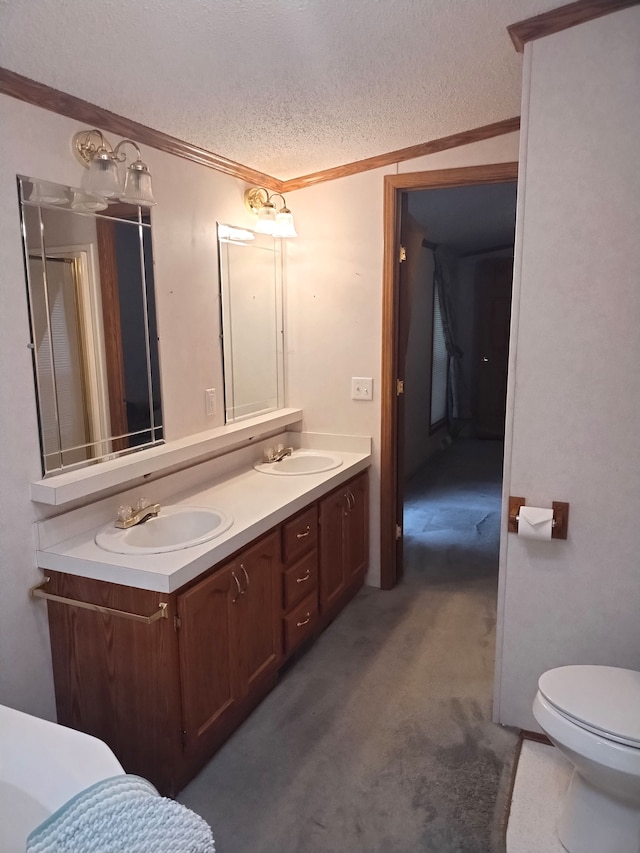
433, 247, 464, 433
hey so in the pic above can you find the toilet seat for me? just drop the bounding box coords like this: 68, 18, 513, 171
538, 665, 640, 748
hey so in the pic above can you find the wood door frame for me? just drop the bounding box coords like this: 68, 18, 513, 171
380, 162, 519, 590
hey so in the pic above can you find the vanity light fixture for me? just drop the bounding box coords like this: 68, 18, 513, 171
244, 187, 297, 238
72, 129, 157, 207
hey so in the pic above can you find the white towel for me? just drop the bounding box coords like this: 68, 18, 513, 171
26, 774, 215, 853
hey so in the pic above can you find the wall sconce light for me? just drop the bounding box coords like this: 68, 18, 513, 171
244, 188, 297, 238
72, 129, 157, 207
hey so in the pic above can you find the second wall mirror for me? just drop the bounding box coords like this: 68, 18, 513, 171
217, 224, 284, 423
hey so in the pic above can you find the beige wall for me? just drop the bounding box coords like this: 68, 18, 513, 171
0, 89, 519, 717
495, 6, 640, 729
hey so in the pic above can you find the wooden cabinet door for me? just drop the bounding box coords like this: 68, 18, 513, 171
320, 472, 370, 614
319, 487, 348, 611
46, 572, 183, 796
177, 564, 238, 754
233, 531, 282, 698
345, 472, 369, 584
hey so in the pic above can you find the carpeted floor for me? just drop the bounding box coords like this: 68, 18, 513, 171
178, 439, 519, 853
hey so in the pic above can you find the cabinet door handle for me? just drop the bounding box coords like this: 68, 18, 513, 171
231, 571, 242, 603
345, 492, 353, 511
349, 490, 356, 507
296, 526, 311, 539
240, 564, 249, 593
296, 569, 311, 584
296, 613, 311, 627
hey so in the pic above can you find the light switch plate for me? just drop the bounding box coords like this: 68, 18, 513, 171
205, 388, 216, 416
351, 377, 373, 401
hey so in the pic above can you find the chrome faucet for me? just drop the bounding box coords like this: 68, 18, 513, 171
115, 498, 161, 529
263, 444, 294, 463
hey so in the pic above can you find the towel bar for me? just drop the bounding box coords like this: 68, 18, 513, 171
30, 578, 168, 624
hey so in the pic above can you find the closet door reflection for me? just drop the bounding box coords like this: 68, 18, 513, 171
29, 255, 92, 469
19, 176, 163, 476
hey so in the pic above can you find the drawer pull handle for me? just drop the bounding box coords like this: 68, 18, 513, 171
296, 526, 311, 539
296, 613, 312, 627
240, 564, 249, 592
231, 571, 242, 603
296, 569, 311, 584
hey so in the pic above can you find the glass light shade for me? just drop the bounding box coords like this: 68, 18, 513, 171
82, 153, 121, 198
275, 210, 297, 238
254, 203, 277, 235
29, 180, 69, 205
70, 191, 108, 212
120, 163, 157, 206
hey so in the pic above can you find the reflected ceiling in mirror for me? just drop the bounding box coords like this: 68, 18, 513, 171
18, 176, 163, 476
218, 223, 284, 423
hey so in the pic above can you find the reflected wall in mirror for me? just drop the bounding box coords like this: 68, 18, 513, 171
18, 176, 163, 476
218, 224, 284, 422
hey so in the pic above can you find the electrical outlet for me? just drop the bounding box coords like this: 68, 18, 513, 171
205, 388, 216, 416
351, 377, 373, 401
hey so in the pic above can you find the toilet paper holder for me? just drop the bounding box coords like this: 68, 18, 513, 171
508, 496, 569, 540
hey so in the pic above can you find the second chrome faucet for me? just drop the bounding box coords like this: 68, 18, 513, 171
263, 444, 293, 463
115, 498, 161, 529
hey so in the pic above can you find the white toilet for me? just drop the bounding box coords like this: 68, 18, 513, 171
533, 665, 640, 853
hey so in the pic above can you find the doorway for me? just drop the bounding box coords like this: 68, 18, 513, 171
380, 163, 518, 589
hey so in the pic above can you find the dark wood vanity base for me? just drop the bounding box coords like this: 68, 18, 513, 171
44, 470, 369, 796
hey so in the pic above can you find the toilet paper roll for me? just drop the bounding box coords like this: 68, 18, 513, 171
518, 506, 554, 540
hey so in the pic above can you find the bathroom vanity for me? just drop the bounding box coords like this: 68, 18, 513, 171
38, 456, 369, 797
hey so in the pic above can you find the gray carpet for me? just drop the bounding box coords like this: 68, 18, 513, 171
178, 439, 518, 853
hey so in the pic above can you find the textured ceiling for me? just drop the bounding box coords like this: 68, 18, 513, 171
1, 0, 567, 179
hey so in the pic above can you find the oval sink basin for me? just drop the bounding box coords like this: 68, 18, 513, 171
254, 450, 343, 476
95, 506, 233, 555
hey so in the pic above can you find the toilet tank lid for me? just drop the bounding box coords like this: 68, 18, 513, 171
539, 665, 640, 745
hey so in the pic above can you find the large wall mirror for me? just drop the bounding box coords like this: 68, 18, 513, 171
218, 224, 284, 422
18, 176, 163, 476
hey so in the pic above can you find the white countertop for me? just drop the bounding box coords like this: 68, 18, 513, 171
36, 447, 371, 593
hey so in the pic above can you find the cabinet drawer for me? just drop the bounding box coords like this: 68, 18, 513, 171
283, 592, 318, 656
282, 551, 318, 612
282, 507, 318, 565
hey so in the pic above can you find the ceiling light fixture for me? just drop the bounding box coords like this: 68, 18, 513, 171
244, 188, 297, 238
72, 129, 157, 207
